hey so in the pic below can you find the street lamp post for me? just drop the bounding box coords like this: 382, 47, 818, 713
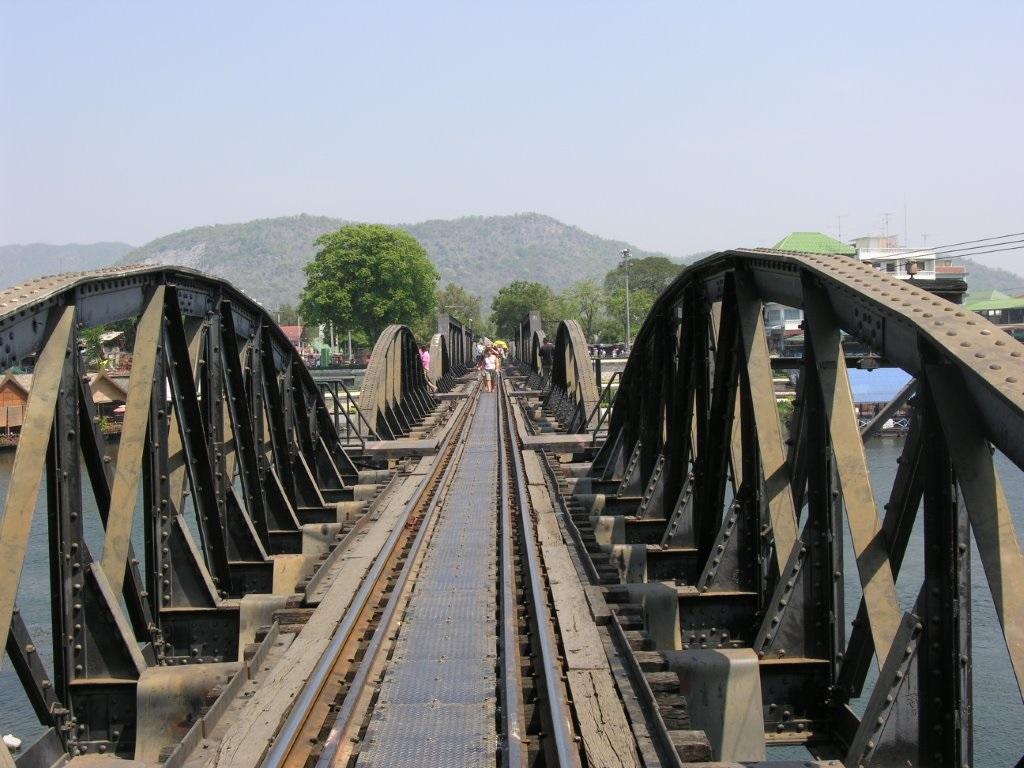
620, 248, 633, 349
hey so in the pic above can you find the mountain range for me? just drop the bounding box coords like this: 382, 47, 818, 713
116, 213, 670, 308
0, 242, 134, 286
1, 215, 1021, 308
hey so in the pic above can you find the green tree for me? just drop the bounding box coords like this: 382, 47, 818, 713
274, 302, 301, 325
300, 224, 439, 343
436, 283, 484, 330
490, 281, 556, 338
558, 281, 605, 341
602, 256, 683, 341
605, 287, 656, 341
603, 255, 683, 295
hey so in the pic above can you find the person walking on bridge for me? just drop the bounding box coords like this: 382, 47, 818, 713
482, 346, 499, 393
540, 337, 555, 380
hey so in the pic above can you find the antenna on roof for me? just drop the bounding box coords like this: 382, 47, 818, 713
903, 195, 908, 248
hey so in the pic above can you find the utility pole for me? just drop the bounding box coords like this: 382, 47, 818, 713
347, 330, 352, 361
620, 248, 633, 348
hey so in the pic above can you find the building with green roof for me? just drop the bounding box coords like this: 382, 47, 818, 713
965, 290, 1024, 340
773, 231, 857, 256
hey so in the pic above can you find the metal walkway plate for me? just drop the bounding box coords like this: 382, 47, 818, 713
356, 395, 499, 767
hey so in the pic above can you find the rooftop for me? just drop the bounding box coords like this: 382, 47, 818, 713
773, 231, 857, 256
964, 290, 1024, 311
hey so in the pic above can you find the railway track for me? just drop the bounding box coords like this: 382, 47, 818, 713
259, 381, 582, 768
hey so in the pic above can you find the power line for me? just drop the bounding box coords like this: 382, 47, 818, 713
867, 232, 1024, 262
942, 243, 1024, 261
934, 237, 1024, 256
928, 231, 1024, 252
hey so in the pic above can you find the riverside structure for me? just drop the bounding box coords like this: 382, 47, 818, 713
0, 250, 1022, 767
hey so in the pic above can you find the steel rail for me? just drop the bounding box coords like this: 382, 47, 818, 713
259, 390, 476, 768
497, 382, 527, 768
310, 390, 479, 768
500, 382, 583, 768
534, 449, 684, 768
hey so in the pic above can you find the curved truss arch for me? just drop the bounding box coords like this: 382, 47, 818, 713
436, 311, 475, 373
360, 324, 436, 439
428, 332, 450, 389
528, 328, 546, 379
0, 266, 370, 762
592, 248, 1024, 764
545, 320, 599, 433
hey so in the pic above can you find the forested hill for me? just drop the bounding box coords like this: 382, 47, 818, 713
0, 242, 134, 285
4, 220, 1019, 309
122, 215, 345, 308
120, 213, 670, 308
958, 258, 1024, 294
403, 214, 668, 301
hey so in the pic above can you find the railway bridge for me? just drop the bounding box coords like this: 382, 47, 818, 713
0, 252, 1022, 767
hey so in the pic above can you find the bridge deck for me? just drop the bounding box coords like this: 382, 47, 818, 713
355, 393, 499, 767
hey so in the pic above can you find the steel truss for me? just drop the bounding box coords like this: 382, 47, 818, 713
586, 249, 1024, 765
359, 324, 439, 439
0, 266, 376, 764
512, 315, 600, 434
431, 310, 475, 391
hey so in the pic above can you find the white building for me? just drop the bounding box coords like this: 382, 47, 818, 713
850, 235, 965, 283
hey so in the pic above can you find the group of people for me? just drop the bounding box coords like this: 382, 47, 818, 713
474, 339, 506, 393
419, 339, 507, 393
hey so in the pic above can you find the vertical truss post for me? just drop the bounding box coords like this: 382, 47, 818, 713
919, 373, 972, 766
76, 358, 155, 643
802, 275, 901, 669
662, 292, 696, 517
694, 276, 740, 562
164, 289, 232, 594
220, 302, 271, 547
0, 306, 77, 649
203, 302, 228, 523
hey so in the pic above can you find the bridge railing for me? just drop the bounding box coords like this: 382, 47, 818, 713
583, 369, 620, 437
316, 377, 378, 447
588, 248, 1024, 765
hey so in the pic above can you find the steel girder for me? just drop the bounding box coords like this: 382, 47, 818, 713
591, 249, 1024, 766
359, 324, 437, 440
511, 312, 600, 433
436, 311, 475, 373
513, 311, 543, 364
429, 312, 476, 392
543, 320, 600, 434
0, 266, 366, 762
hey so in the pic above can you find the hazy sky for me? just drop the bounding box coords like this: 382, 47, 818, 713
2, 2, 1022, 269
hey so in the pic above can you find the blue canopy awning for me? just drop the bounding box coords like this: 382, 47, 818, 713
847, 368, 913, 405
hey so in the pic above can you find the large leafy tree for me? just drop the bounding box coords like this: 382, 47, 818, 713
557, 280, 605, 341
409, 282, 487, 342
300, 224, 439, 343
490, 281, 556, 338
605, 286, 656, 341
437, 282, 484, 330
274, 302, 301, 325
603, 255, 683, 295
602, 256, 683, 340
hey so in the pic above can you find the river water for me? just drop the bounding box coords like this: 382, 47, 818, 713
1, 438, 1021, 765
